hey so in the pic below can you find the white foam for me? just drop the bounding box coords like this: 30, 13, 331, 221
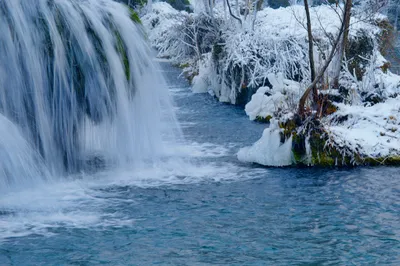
0, 138, 262, 241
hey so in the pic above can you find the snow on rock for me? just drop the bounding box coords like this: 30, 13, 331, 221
237, 119, 293, 166
245, 87, 280, 121
372, 60, 400, 98
245, 73, 301, 121
192, 53, 212, 93
325, 97, 400, 158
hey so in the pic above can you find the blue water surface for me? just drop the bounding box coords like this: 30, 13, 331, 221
0, 63, 399, 265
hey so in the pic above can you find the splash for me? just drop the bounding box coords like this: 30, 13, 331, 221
0, 0, 179, 187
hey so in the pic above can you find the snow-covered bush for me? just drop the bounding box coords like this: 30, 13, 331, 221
211, 29, 310, 104
142, 3, 222, 65
143, 2, 396, 106
341, 46, 400, 105
141, 3, 189, 61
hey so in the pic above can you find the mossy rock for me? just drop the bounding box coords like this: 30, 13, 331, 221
288, 118, 400, 167
360, 156, 400, 166
283, 118, 353, 167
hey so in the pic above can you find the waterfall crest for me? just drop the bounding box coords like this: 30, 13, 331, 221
0, 0, 178, 187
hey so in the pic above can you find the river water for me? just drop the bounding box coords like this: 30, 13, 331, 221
0, 62, 399, 265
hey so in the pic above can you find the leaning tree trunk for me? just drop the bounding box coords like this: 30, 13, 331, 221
227, 0, 242, 26
332, 0, 352, 89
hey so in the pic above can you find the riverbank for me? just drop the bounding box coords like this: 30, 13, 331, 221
142, 2, 400, 167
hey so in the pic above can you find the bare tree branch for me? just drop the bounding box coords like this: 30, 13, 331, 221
226, 0, 242, 26
298, 5, 350, 115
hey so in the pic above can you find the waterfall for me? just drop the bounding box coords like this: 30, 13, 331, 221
0, 0, 179, 188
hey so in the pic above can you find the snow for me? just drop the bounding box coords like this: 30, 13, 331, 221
142, 3, 388, 104
141, 3, 188, 61
202, 4, 385, 104
342, 49, 400, 102
325, 97, 400, 158
245, 87, 283, 121
237, 119, 293, 166
192, 53, 212, 93
245, 73, 301, 121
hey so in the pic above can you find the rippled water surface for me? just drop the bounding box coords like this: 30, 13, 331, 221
0, 63, 399, 265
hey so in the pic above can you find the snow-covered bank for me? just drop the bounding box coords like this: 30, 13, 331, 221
143, 2, 400, 167
238, 95, 400, 167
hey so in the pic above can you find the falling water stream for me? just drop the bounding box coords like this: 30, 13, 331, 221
0, 1, 399, 264
0, 0, 179, 187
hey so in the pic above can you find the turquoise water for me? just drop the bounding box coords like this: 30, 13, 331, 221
0, 63, 399, 265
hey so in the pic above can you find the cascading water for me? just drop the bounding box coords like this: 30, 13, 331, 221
0, 0, 179, 189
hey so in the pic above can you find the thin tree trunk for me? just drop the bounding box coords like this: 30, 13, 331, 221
209, 0, 214, 18
244, 0, 250, 21
251, 0, 261, 31
304, 0, 317, 104
333, 0, 352, 88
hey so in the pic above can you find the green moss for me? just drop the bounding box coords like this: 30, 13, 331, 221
292, 149, 303, 163
279, 119, 297, 139
114, 30, 130, 82
128, 8, 142, 24
384, 156, 400, 166
311, 151, 335, 167
255, 115, 272, 123
179, 63, 190, 69
292, 134, 308, 164
361, 156, 400, 166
